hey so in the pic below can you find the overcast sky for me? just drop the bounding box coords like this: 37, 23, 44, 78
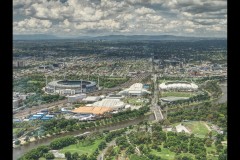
13, 0, 227, 37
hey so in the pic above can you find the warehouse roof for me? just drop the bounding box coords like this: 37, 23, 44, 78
72, 107, 113, 115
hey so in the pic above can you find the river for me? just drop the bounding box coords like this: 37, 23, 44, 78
13, 82, 227, 160
13, 114, 155, 160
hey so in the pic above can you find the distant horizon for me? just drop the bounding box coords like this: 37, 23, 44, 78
13, 34, 227, 39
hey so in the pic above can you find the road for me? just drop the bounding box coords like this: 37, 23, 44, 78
97, 140, 116, 160
150, 73, 164, 121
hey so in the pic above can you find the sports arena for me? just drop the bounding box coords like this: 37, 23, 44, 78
159, 81, 198, 91
45, 80, 97, 95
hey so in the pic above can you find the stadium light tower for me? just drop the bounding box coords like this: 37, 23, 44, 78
81, 79, 83, 93
98, 75, 100, 89
64, 72, 66, 81
45, 75, 48, 87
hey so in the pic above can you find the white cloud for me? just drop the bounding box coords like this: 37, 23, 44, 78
185, 28, 194, 32
135, 7, 155, 14
13, 0, 227, 37
14, 17, 52, 33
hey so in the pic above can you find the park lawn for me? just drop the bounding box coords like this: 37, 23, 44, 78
130, 154, 148, 160
27, 80, 44, 85
124, 98, 145, 105
60, 139, 103, 155
206, 144, 216, 153
39, 158, 66, 160
107, 77, 128, 80
207, 155, 218, 160
13, 128, 23, 134
150, 146, 175, 160
161, 92, 194, 98
183, 121, 210, 138
206, 145, 219, 160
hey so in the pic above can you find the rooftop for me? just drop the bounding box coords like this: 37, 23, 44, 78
72, 107, 113, 115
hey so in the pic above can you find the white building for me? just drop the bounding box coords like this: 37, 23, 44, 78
105, 94, 124, 100
119, 83, 151, 97
91, 99, 125, 110
159, 82, 198, 91
68, 94, 86, 103
82, 96, 101, 103
56, 89, 75, 95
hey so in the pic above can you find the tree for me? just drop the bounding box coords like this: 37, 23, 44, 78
163, 119, 171, 126
24, 136, 30, 142
195, 152, 207, 160
205, 139, 212, 147
44, 152, 55, 159
98, 141, 107, 150
216, 144, 224, 153
14, 140, 21, 145
218, 153, 227, 160
79, 154, 88, 160
65, 151, 72, 160
105, 146, 115, 157
72, 152, 79, 160
126, 145, 135, 155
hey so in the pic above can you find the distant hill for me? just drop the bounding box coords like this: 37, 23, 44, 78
13, 34, 60, 40
13, 34, 226, 41
85, 35, 226, 41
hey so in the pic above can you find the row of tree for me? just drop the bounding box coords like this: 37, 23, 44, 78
167, 102, 227, 133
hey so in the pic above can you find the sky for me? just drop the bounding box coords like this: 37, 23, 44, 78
13, 0, 227, 37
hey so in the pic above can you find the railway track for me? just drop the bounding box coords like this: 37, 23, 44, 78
14, 99, 68, 119
14, 73, 151, 119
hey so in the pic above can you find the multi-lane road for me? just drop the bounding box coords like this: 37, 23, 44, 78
150, 74, 164, 121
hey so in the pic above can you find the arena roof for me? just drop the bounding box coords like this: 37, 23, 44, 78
92, 99, 125, 109
119, 83, 151, 95
129, 83, 143, 91
47, 80, 96, 88
72, 107, 113, 115
160, 96, 189, 102
159, 82, 198, 91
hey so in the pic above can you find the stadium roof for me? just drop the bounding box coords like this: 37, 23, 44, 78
92, 99, 125, 109
159, 82, 198, 90
72, 107, 113, 115
119, 83, 151, 95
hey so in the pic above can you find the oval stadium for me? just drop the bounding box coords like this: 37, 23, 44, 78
159, 81, 198, 91
45, 80, 97, 95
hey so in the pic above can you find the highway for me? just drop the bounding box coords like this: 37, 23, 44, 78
150, 73, 164, 121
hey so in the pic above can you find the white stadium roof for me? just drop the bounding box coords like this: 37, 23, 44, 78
119, 83, 151, 96
159, 82, 198, 91
92, 99, 125, 109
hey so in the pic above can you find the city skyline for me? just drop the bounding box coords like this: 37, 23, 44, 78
13, 0, 227, 38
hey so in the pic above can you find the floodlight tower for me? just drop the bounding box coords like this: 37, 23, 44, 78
45, 75, 48, 87
81, 79, 83, 93
98, 75, 100, 89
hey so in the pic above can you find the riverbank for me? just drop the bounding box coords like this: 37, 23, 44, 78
13, 113, 154, 160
